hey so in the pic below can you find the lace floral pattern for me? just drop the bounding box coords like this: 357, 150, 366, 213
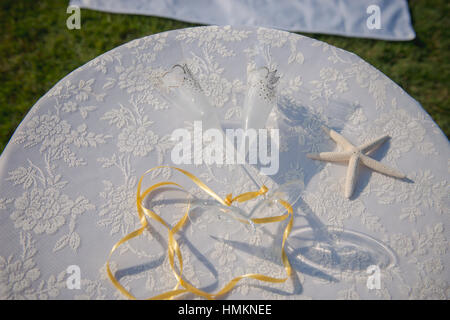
0, 26, 448, 300
11, 187, 73, 235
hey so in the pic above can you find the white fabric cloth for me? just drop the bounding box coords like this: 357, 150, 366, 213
69, 0, 416, 40
0, 26, 448, 300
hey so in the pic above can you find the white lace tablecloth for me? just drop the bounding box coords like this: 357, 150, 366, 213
0, 26, 448, 300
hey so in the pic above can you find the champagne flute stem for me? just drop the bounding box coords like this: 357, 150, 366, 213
220, 128, 264, 191
239, 161, 263, 190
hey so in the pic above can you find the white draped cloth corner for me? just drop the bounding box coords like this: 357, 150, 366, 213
0, 26, 448, 300
69, 0, 416, 40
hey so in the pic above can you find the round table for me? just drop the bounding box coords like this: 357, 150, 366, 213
0, 26, 448, 300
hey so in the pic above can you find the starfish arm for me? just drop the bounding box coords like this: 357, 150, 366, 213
307, 151, 352, 162
360, 154, 406, 179
322, 126, 355, 150
345, 154, 359, 198
358, 135, 390, 155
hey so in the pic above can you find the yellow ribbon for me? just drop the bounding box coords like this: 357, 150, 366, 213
106, 166, 294, 300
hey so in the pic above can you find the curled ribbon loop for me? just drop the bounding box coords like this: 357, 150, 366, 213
106, 166, 294, 300
224, 184, 268, 206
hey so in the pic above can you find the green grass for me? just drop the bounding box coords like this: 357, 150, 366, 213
0, 0, 448, 153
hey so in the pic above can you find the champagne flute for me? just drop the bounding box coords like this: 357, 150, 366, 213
241, 64, 304, 216
239, 66, 396, 275
157, 63, 262, 227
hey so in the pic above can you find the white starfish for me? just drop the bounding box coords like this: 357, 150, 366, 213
307, 126, 406, 198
